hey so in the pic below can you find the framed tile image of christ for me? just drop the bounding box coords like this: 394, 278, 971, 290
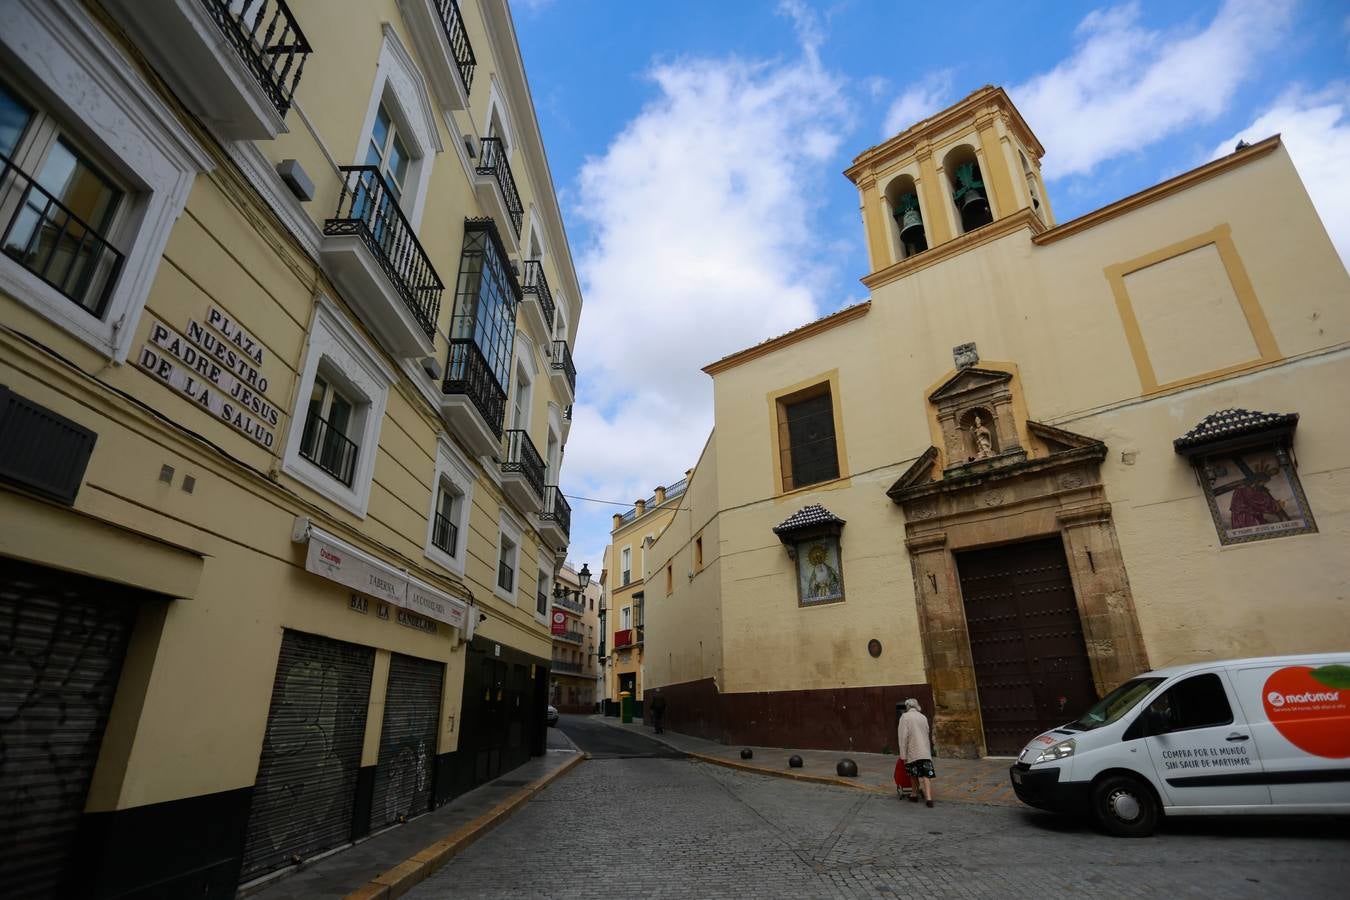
795, 536, 845, 606
1199, 445, 1317, 545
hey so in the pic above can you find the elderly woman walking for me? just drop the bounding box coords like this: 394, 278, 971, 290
898, 698, 935, 808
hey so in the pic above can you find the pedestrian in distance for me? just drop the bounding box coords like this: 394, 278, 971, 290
898, 697, 936, 807
649, 691, 667, 734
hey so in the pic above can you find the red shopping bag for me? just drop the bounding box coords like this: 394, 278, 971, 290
893, 757, 912, 790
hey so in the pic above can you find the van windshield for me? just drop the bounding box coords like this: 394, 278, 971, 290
1062, 677, 1165, 731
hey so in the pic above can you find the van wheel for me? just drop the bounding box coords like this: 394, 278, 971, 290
1091, 774, 1158, 837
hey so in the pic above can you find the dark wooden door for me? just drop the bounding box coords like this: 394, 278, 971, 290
956, 537, 1097, 755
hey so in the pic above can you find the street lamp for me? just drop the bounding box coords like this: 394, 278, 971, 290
578, 563, 591, 590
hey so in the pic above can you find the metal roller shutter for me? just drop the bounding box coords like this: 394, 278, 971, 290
0, 557, 138, 900
370, 654, 443, 829
239, 630, 374, 882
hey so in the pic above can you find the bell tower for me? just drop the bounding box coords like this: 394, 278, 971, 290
845, 86, 1053, 275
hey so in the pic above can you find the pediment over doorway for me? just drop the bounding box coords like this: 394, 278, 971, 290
927, 367, 1013, 403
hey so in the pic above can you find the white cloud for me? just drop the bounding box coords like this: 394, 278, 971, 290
1211, 84, 1350, 271
561, 29, 849, 570
882, 69, 954, 138
1012, 0, 1293, 179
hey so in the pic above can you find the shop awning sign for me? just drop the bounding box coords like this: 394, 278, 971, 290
294, 518, 470, 630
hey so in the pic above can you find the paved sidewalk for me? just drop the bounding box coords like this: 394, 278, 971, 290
245, 734, 582, 900
590, 715, 1018, 806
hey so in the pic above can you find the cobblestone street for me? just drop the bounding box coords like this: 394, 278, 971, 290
405, 718, 1350, 898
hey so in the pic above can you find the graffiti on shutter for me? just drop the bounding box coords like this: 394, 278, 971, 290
371, 653, 443, 829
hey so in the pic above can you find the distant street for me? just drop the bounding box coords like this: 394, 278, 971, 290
407, 715, 1350, 898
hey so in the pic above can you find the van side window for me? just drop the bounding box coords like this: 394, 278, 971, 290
1146, 673, 1233, 734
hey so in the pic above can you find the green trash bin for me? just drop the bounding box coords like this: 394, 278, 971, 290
620, 690, 633, 724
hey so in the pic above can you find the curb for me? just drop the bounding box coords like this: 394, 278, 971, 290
344, 752, 585, 900
587, 716, 890, 796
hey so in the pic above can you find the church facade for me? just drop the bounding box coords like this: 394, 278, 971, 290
642, 86, 1350, 758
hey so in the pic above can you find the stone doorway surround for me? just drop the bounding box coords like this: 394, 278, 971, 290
886, 363, 1148, 758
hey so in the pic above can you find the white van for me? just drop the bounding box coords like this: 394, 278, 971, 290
1009, 653, 1350, 836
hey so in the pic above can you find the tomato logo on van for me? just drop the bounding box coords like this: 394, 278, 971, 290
1261, 665, 1350, 759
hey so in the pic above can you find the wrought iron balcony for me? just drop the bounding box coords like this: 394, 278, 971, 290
552, 659, 583, 674
553, 590, 584, 615
475, 137, 523, 239
322, 166, 443, 355
298, 412, 359, 487
501, 429, 545, 509
613, 628, 633, 649
106, 0, 310, 139
433, 0, 476, 92
550, 340, 576, 396
563, 404, 573, 422
443, 338, 507, 436
203, 0, 310, 117
520, 259, 555, 333
431, 511, 458, 556
1, 152, 124, 318
557, 629, 585, 645
537, 485, 572, 548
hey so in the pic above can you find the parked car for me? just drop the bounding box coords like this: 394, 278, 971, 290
546, 704, 559, 727
1010, 652, 1350, 836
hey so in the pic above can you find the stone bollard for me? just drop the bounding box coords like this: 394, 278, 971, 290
788, 755, 803, 768
740, 748, 754, 760
836, 758, 858, 777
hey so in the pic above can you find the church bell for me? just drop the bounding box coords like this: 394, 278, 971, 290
894, 193, 927, 252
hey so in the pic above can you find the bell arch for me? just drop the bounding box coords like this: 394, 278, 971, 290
942, 144, 993, 234
883, 172, 928, 261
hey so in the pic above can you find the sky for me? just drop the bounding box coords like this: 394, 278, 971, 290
513, 0, 1350, 574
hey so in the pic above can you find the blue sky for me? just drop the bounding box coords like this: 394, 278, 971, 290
513, 0, 1350, 573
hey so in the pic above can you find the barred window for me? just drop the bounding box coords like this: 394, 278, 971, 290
777, 384, 840, 491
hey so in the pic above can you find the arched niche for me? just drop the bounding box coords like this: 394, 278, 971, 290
883, 173, 928, 261
942, 144, 993, 234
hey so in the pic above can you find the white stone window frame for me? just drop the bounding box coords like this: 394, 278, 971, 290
352, 25, 443, 230
0, 1, 212, 362
494, 507, 525, 605
424, 433, 476, 577
482, 77, 517, 154
544, 402, 563, 483
509, 329, 538, 432
282, 296, 396, 516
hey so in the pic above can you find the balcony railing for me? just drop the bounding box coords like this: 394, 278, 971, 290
621, 569, 630, 586
553, 592, 584, 614
551, 659, 583, 674
325, 166, 443, 339
636, 624, 645, 645
1, 152, 125, 319
563, 404, 572, 422
551, 340, 576, 393
299, 412, 359, 487
431, 511, 458, 556
502, 429, 545, 499
476, 137, 523, 238
520, 259, 555, 331
557, 630, 585, 644
613, 628, 633, 649
540, 486, 571, 540
202, 0, 312, 118
444, 339, 507, 438
432, 0, 476, 93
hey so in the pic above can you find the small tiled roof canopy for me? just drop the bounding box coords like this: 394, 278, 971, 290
773, 504, 845, 544
1174, 408, 1299, 455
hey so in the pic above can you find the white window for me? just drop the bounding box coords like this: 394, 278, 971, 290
353, 27, 441, 229
511, 359, 532, 431
424, 435, 474, 576
0, 3, 210, 361
282, 296, 395, 515
621, 606, 631, 629
620, 546, 632, 586
494, 509, 524, 603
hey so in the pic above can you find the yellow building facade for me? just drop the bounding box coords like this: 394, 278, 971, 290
0, 1, 581, 895
646, 86, 1350, 759
602, 479, 686, 704
549, 561, 602, 711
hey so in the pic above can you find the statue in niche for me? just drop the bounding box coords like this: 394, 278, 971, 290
959, 409, 997, 461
